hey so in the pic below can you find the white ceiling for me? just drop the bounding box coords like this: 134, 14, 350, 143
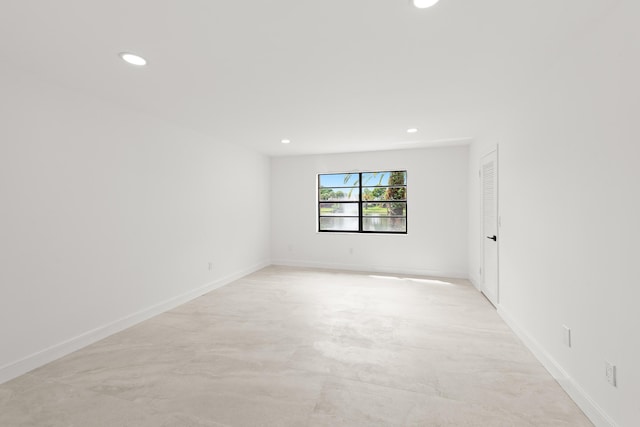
0, 0, 615, 156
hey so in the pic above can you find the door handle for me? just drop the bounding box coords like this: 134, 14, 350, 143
486, 235, 497, 241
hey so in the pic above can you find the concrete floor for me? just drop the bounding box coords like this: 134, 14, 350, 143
0, 266, 592, 426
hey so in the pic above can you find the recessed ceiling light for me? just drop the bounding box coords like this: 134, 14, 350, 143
119, 52, 147, 66
413, 0, 440, 8
281, 139, 291, 144
407, 128, 419, 133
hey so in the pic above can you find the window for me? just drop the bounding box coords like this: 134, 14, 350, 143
318, 171, 407, 233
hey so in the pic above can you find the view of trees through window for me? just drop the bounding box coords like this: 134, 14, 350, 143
318, 171, 407, 233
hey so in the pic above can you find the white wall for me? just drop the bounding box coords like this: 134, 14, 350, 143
0, 70, 271, 383
271, 146, 468, 278
468, 2, 640, 426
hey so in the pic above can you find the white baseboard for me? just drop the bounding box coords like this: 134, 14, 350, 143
497, 307, 618, 427
272, 258, 467, 280
0, 260, 270, 385
468, 274, 481, 291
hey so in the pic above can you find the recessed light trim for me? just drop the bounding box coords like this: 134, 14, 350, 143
119, 52, 147, 66
407, 128, 419, 133
413, 0, 440, 9
281, 139, 291, 144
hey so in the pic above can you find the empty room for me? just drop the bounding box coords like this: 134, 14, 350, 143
0, 0, 638, 426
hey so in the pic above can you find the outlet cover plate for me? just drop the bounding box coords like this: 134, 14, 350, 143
605, 362, 617, 387
562, 325, 571, 347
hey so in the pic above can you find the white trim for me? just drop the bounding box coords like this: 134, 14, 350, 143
0, 260, 270, 385
272, 259, 467, 279
468, 274, 482, 291
498, 306, 618, 427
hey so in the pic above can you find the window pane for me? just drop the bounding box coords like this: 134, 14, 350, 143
320, 217, 359, 231
363, 217, 407, 233
361, 187, 386, 201
319, 203, 359, 217
361, 171, 406, 186
318, 173, 360, 188
318, 187, 359, 201
362, 202, 406, 217
385, 186, 406, 201
362, 187, 406, 201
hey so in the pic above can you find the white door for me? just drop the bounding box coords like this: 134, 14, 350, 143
481, 149, 499, 306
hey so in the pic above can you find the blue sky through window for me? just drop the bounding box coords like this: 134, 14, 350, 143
318, 174, 360, 188
319, 172, 407, 188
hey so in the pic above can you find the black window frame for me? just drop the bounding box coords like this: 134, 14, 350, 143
317, 171, 407, 234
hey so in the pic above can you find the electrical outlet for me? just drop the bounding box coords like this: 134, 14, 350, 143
349, 248, 354, 255
208, 262, 213, 271
562, 325, 571, 347
605, 361, 617, 387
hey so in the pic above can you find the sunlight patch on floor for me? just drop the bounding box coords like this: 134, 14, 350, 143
368, 275, 454, 286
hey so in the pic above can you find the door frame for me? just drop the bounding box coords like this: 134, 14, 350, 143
480, 146, 499, 306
